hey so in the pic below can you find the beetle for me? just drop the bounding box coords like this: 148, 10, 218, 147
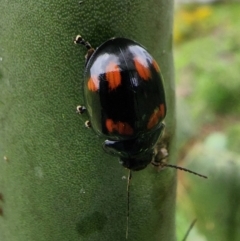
74, 35, 208, 178
75, 35, 167, 171
74, 35, 207, 239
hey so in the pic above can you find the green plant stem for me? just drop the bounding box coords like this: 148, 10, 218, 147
0, 1, 175, 240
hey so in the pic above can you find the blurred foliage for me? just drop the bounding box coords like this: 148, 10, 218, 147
226, 124, 240, 154
174, 2, 240, 241
177, 135, 240, 241
175, 3, 240, 126
174, 5, 212, 44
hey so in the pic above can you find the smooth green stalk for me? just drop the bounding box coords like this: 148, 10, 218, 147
0, 1, 175, 240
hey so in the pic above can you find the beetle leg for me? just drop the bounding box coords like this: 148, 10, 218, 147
76, 106, 90, 128
76, 105, 86, 114
74, 35, 95, 61
151, 147, 168, 168
85, 120, 91, 128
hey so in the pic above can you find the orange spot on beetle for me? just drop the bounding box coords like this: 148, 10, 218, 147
88, 76, 98, 91
105, 62, 121, 90
147, 104, 165, 129
106, 119, 114, 133
106, 119, 133, 135
152, 59, 160, 72
134, 57, 151, 80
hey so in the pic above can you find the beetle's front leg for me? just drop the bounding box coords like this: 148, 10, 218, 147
76, 105, 86, 114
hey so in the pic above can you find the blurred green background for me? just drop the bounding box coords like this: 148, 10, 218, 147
174, 1, 240, 241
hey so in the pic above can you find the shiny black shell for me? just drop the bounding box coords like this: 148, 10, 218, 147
84, 37, 166, 140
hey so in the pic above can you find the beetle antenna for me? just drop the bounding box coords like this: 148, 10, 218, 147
181, 219, 197, 241
126, 169, 132, 239
163, 164, 207, 179
152, 160, 207, 179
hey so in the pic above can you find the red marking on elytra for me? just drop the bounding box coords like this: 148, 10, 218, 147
105, 62, 121, 90
152, 59, 160, 72
88, 76, 98, 91
147, 104, 165, 129
134, 57, 151, 80
106, 119, 133, 135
